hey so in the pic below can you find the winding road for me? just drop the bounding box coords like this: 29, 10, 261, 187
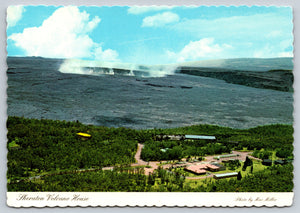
12, 143, 259, 183
129, 144, 260, 179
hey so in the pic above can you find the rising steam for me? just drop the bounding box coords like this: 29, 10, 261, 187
59, 59, 178, 78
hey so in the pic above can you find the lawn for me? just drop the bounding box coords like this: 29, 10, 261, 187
182, 159, 269, 189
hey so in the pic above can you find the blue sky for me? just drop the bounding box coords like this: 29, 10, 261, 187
7, 5, 293, 65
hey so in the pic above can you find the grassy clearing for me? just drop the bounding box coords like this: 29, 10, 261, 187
182, 159, 269, 189
8, 140, 20, 149
236, 147, 251, 152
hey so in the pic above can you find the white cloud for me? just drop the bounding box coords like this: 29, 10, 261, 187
8, 6, 119, 61
278, 52, 293, 57
128, 6, 175, 15
254, 44, 293, 58
171, 13, 293, 59
7, 5, 25, 28
94, 46, 119, 62
142, 12, 179, 27
167, 38, 231, 62
173, 13, 292, 40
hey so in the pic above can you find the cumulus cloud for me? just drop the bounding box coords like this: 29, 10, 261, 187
173, 13, 291, 39
7, 5, 25, 28
142, 12, 179, 27
171, 13, 293, 58
254, 44, 293, 58
94, 46, 119, 62
128, 6, 175, 15
167, 38, 231, 62
8, 6, 119, 61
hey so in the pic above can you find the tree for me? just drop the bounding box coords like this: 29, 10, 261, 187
147, 173, 155, 185
227, 160, 241, 170
242, 156, 253, 171
276, 148, 292, 159
237, 171, 242, 180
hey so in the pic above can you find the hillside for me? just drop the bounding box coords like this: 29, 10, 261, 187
176, 67, 293, 92
7, 117, 293, 192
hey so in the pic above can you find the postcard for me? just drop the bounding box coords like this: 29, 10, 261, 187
6, 5, 294, 207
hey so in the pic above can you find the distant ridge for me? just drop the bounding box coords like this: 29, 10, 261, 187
7, 56, 293, 73
7, 57, 294, 91
176, 66, 293, 92
178, 57, 293, 72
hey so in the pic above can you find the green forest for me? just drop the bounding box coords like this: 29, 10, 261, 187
140, 123, 293, 161
7, 116, 138, 180
7, 116, 294, 192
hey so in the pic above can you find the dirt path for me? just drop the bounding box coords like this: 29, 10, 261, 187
131, 143, 147, 166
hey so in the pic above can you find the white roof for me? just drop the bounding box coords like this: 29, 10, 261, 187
185, 135, 216, 140
214, 172, 238, 178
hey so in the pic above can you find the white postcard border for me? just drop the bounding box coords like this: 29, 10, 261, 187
2, 0, 299, 211
7, 192, 294, 207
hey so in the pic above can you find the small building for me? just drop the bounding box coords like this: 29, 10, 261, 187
155, 135, 184, 141
213, 172, 238, 179
206, 164, 220, 172
214, 154, 240, 160
155, 134, 216, 141
274, 160, 285, 165
169, 135, 184, 141
222, 159, 237, 163
210, 162, 226, 171
185, 163, 221, 175
185, 135, 216, 140
184, 165, 207, 175
262, 159, 273, 166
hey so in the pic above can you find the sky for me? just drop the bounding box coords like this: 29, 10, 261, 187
6, 5, 293, 65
